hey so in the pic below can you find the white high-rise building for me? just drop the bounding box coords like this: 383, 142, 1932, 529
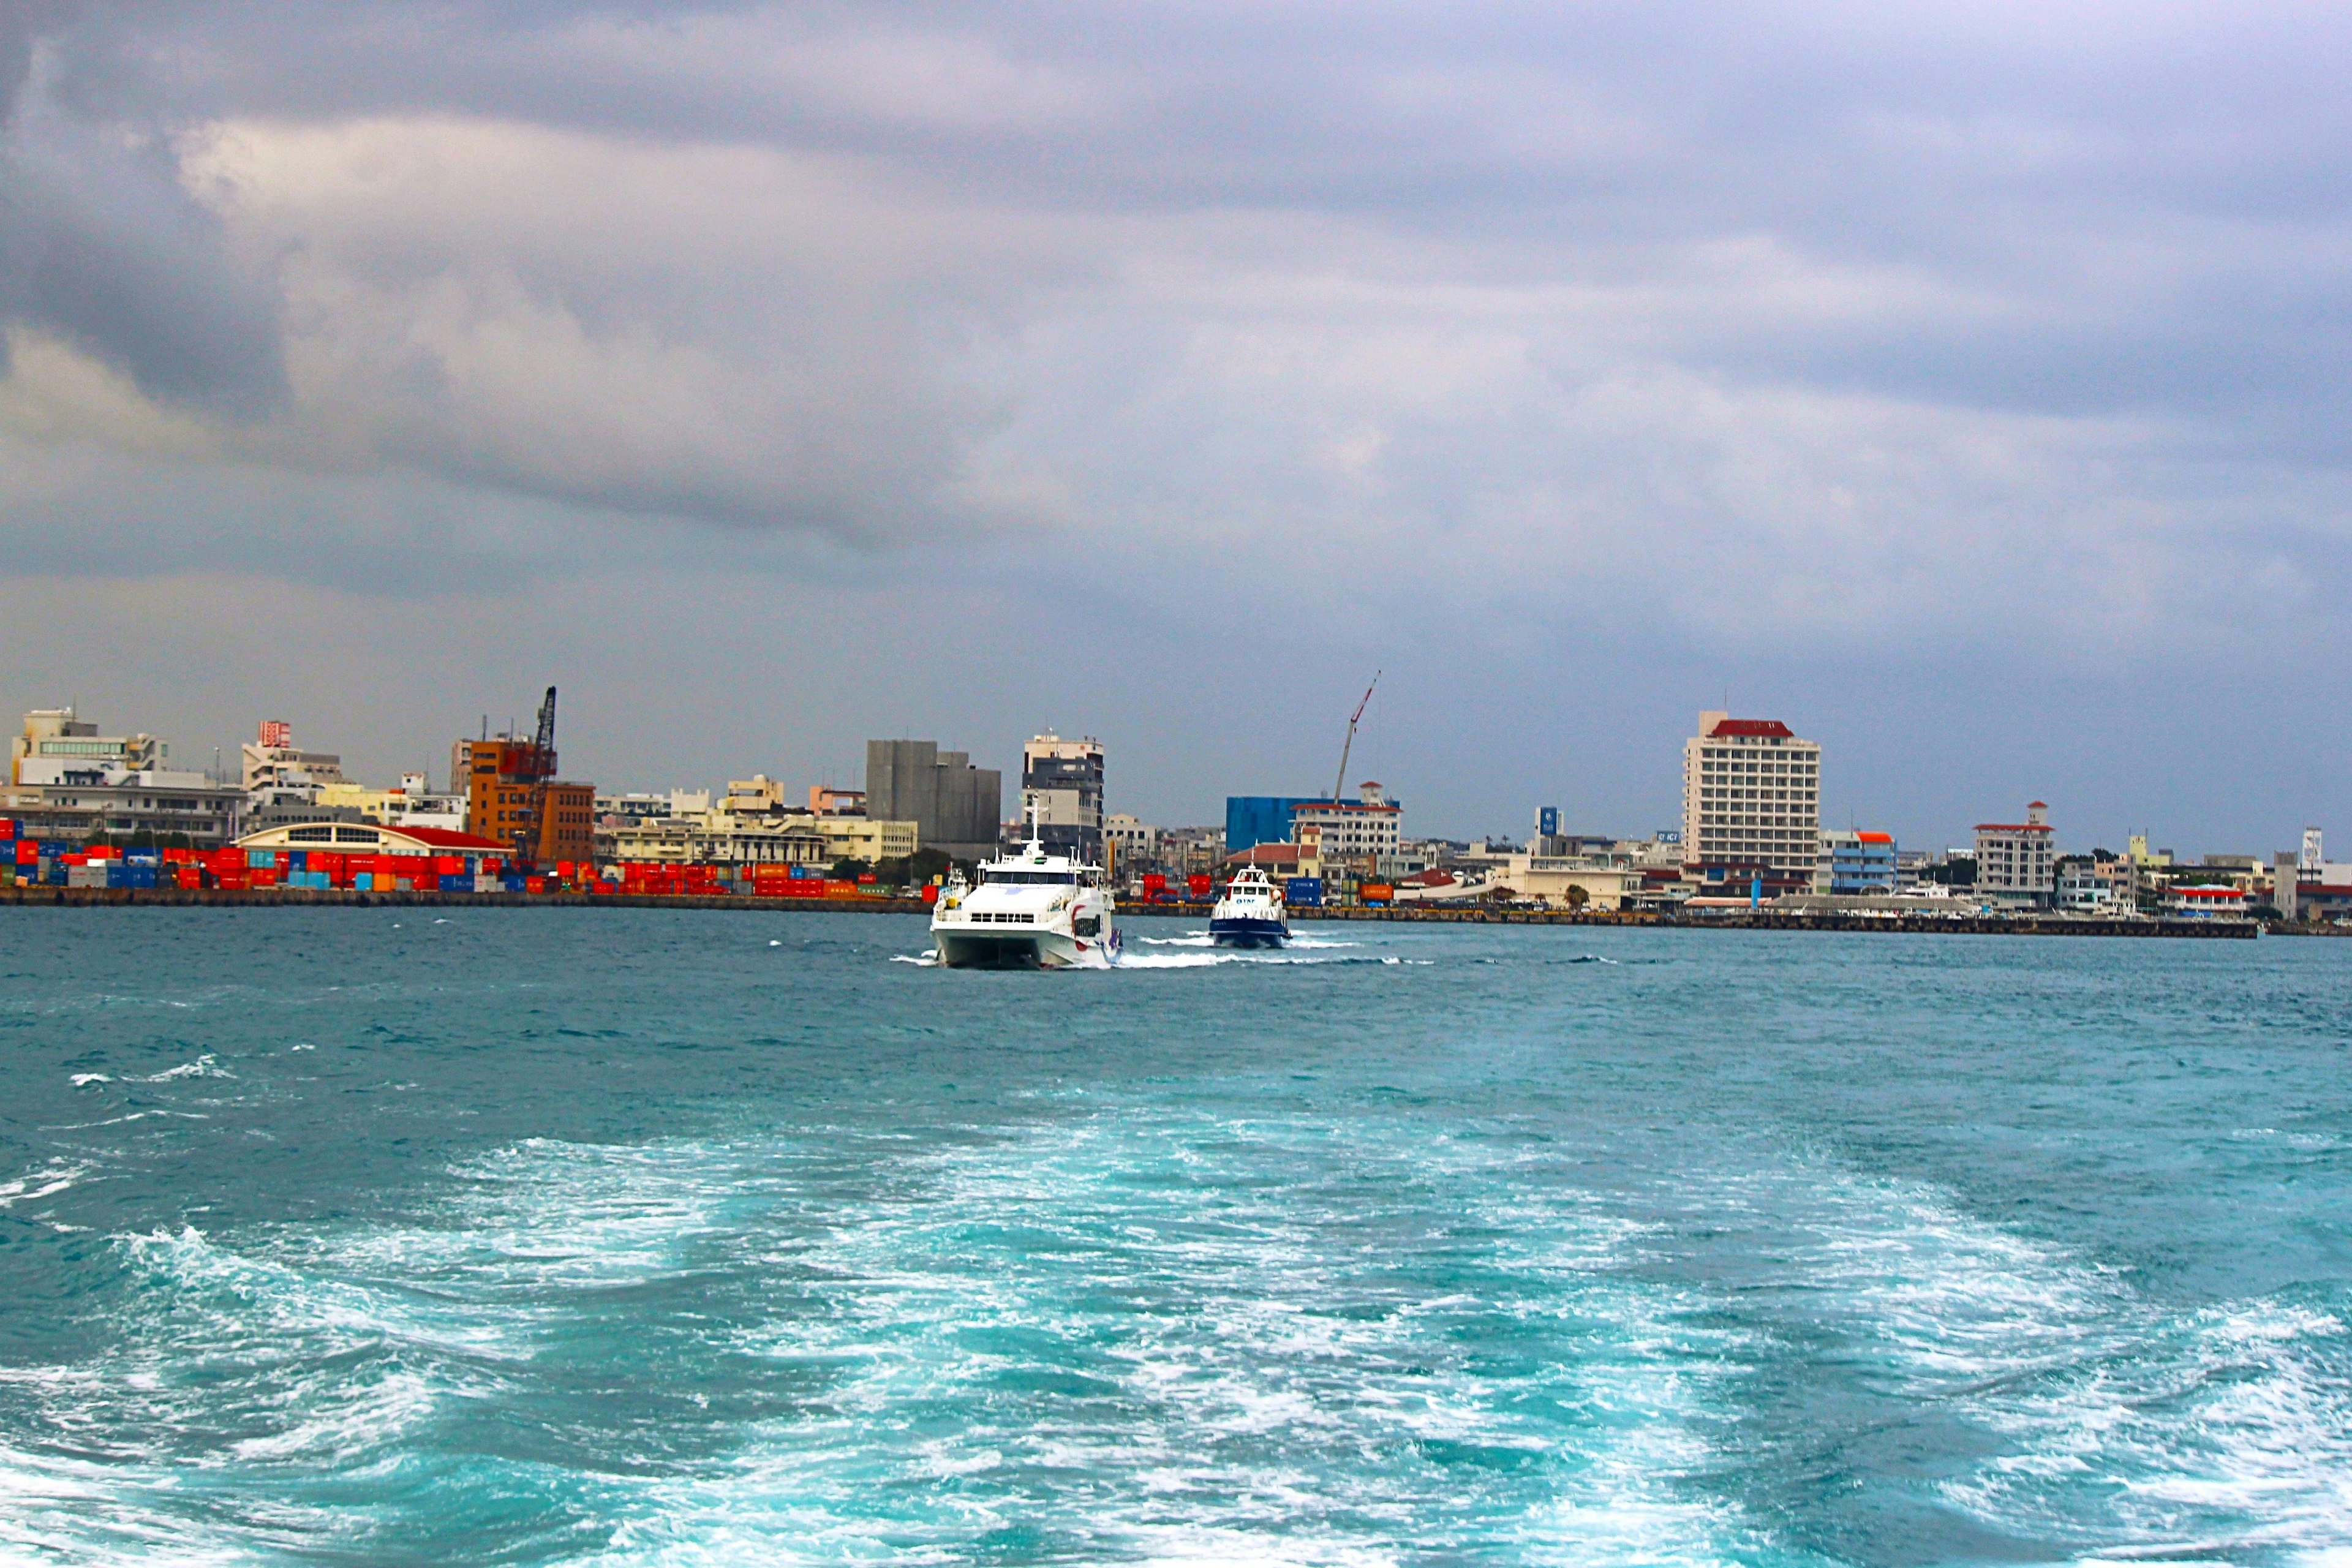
241, 720, 347, 795
1975, 802, 2057, 906
1681, 712, 1822, 891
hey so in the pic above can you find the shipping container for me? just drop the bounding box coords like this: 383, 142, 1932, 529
15, 842, 35, 865
1286, 877, 1324, 907
0, 818, 13, 840
1357, 883, 1393, 905
176, 867, 201, 890
1187, 874, 1213, 899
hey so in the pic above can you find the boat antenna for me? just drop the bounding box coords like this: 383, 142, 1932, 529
1332, 670, 1381, 802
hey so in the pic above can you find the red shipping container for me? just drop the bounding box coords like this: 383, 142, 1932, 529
0, 818, 14, 840
1188, 875, 1213, 899
527, 876, 546, 894
63, 853, 87, 867
15, 842, 34, 865
921, 884, 940, 903
216, 873, 248, 891
176, 867, 202, 890
251, 867, 280, 889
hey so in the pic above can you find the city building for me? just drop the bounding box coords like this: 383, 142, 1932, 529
865, 740, 1001, 861
8, 761, 245, 845
1291, 783, 1403, 869
807, 786, 865, 816
2168, 884, 2248, 918
240, 722, 347, 794
604, 814, 829, 867
1105, 813, 1163, 873
595, 791, 710, 826
1475, 852, 1640, 911
1681, 712, 1822, 897
10, 707, 165, 785
1226, 796, 1311, 854
1815, 829, 1898, 895
1975, 802, 2057, 907
2057, 858, 2130, 913
1020, 733, 1104, 862
235, 821, 511, 859
710, 780, 918, 865
456, 692, 594, 867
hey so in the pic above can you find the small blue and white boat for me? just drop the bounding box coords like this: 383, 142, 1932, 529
1209, 865, 1291, 949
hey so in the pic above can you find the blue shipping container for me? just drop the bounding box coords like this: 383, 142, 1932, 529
287, 850, 307, 872
248, 849, 276, 869
126, 868, 158, 889
354, 873, 374, 892
438, 874, 469, 892
1286, 876, 1324, 907
504, 875, 528, 892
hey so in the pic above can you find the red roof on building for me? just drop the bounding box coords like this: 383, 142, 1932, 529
396, 825, 512, 853
2028, 801, 2048, 809
1224, 842, 1305, 868
1856, 832, 1893, 843
1706, 718, 1795, 738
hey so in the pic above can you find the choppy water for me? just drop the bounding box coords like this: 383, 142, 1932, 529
1, 910, 2348, 1566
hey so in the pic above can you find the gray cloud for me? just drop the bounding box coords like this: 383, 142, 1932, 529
0, 2, 285, 412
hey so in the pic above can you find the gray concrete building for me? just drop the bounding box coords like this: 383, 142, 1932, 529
866, 740, 1002, 862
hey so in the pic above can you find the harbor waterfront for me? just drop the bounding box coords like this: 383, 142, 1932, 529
0, 883, 2278, 935
0, 908, 2346, 1563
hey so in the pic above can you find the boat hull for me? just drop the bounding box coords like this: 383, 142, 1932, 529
932, 926, 1118, 970
1208, 916, 1291, 949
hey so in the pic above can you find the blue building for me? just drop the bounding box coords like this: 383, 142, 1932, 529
1226, 796, 1311, 855
1820, 830, 1898, 894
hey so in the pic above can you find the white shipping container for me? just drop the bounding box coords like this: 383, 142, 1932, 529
66, 865, 108, 888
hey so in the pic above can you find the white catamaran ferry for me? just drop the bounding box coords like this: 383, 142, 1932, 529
929, 806, 1120, 969
1209, 864, 1291, 949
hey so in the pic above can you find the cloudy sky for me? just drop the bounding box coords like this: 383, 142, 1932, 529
3, 1, 2346, 850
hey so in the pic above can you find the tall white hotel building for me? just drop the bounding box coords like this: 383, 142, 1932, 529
1682, 710, 1822, 892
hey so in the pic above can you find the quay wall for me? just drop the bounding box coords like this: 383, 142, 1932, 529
0, 884, 2267, 937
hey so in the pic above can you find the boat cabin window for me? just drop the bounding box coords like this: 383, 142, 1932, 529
984, 870, 1077, 884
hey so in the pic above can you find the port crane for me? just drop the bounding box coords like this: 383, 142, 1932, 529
522, 685, 557, 864
1330, 671, 1381, 802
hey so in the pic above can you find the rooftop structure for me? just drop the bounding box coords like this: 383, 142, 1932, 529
12, 707, 165, 786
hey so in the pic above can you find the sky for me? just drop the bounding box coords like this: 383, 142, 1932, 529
2, 1, 2347, 853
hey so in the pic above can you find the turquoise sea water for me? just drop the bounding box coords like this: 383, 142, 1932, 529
1, 910, 2347, 1566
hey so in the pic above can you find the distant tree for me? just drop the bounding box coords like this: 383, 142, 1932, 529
830, 857, 872, 880
1564, 884, 1591, 911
